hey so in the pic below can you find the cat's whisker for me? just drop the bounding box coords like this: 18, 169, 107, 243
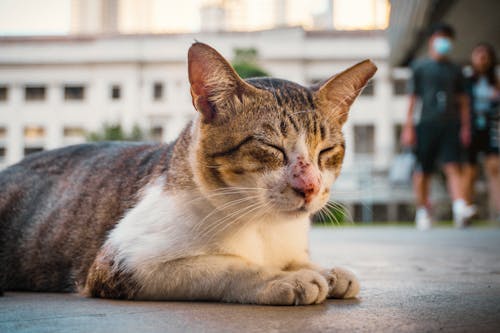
181, 188, 264, 205
208, 200, 271, 241
192, 195, 262, 234
325, 200, 353, 224
319, 203, 338, 226
205, 197, 267, 236
201, 201, 265, 240
198, 199, 263, 235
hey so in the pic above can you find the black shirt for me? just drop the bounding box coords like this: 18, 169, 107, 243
408, 58, 464, 123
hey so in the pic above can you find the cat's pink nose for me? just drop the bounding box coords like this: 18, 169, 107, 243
289, 158, 320, 204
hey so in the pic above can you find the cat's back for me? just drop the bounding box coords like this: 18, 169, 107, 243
0, 141, 174, 292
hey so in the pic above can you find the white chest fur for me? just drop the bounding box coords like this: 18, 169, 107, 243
218, 216, 310, 268
106, 178, 311, 273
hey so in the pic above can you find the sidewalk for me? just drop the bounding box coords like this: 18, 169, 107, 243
1, 227, 500, 333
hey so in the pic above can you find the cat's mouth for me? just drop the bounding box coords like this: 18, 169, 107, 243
280, 204, 309, 216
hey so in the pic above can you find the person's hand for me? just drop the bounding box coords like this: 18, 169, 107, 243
460, 125, 471, 147
401, 123, 416, 147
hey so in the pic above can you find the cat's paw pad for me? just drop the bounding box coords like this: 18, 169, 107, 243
324, 267, 359, 299
259, 269, 328, 305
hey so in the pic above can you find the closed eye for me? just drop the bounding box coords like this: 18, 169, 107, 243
253, 140, 287, 165
318, 143, 345, 168
262, 142, 288, 164
319, 146, 337, 155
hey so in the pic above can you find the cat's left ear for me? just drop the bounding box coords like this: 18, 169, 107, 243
188, 42, 258, 123
313, 60, 377, 125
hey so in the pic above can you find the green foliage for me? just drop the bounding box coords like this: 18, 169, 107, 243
232, 47, 269, 79
87, 124, 145, 142
233, 63, 269, 79
312, 205, 348, 225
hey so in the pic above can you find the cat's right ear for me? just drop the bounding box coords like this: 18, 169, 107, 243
188, 42, 256, 123
313, 60, 377, 125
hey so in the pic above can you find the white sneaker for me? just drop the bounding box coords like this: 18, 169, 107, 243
416, 207, 432, 231
453, 199, 475, 228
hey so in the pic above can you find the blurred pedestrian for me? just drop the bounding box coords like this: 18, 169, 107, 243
462, 43, 500, 222
401, 23, 473, 230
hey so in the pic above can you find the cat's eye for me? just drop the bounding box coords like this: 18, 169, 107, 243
318, 144, 344, 169
249, 142, 287, 166
319, 146, 337, 156
263, 143, 287, 163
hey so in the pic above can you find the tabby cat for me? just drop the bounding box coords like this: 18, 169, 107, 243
0, 43, 376, 305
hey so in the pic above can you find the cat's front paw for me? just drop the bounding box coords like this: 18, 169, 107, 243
324, 267, 360, 299
258, 269, 328, 305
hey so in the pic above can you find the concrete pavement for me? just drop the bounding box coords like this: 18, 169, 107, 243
1, 226, 500, 332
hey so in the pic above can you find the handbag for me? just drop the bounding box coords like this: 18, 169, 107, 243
389, 149, 415, 185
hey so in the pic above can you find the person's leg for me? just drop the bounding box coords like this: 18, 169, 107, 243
440, 120, 473, 227
462, 131, 480, 205
442, 163, 464, 201
484, 155, 500, 216
413, 171, 433, 230
414, 122, 438, 230
413, 171, 431, 208
462, 164, 478, 204
443, 163, 474, 227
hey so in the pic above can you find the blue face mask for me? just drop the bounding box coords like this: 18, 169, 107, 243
433, 37, 453, 56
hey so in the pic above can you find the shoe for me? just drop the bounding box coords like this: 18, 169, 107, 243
416, 207, 432, 231
453, 199, 475, 228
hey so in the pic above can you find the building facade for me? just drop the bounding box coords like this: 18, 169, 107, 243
0, 28, 413, 220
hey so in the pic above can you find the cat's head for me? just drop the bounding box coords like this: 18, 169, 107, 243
188, 42, 376, 218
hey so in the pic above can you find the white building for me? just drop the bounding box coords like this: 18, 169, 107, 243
0, 27, 412, 220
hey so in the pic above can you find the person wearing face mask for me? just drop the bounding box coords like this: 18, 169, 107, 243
401, 23, 473, 230
462, 43, 500, 222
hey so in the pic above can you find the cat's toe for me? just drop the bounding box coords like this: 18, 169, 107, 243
259, 269, 328, 305
325, 267, 360, 299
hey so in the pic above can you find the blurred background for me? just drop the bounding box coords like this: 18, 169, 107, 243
0, 0, 498, 223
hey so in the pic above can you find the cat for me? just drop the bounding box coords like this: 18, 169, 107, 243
0, 42, 376, 305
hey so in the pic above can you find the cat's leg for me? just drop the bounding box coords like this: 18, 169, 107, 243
284, 262, 360, 299
125, 255, 329, 305
85, 255, 328, 305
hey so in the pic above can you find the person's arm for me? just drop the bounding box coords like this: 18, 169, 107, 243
459, 93, 471, 147
401, 94, 417, 147
401, 64, 419, 148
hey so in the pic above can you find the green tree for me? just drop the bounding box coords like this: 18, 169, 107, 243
87, 124, 145, 142
232, 47, 269, 79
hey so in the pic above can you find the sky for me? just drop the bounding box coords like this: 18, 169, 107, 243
0, 0, 389, 35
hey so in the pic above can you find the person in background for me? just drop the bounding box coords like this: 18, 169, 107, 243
401, 23, 473, 230
462, 43, 500, 222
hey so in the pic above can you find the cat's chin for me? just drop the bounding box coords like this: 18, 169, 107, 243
278, 206, 311, 218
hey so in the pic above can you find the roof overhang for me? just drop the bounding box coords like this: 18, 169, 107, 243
388, 0, 500, 66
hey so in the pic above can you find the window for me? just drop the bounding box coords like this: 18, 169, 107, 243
0, 86, 8, 101
394, 124, 403, 153
393, 79, 407, 96
153, 82, 164, 100
63, 127, 85, 137
360, 80, 375, 96
24, 126, 45, 139
24, 147, 44, 156
354, 125, 375, 154
151, 126, 163, 141
25, 85, 46, 101
111, 85, 121, 100
0, 128, 5, 161
64, 85, 85, 101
